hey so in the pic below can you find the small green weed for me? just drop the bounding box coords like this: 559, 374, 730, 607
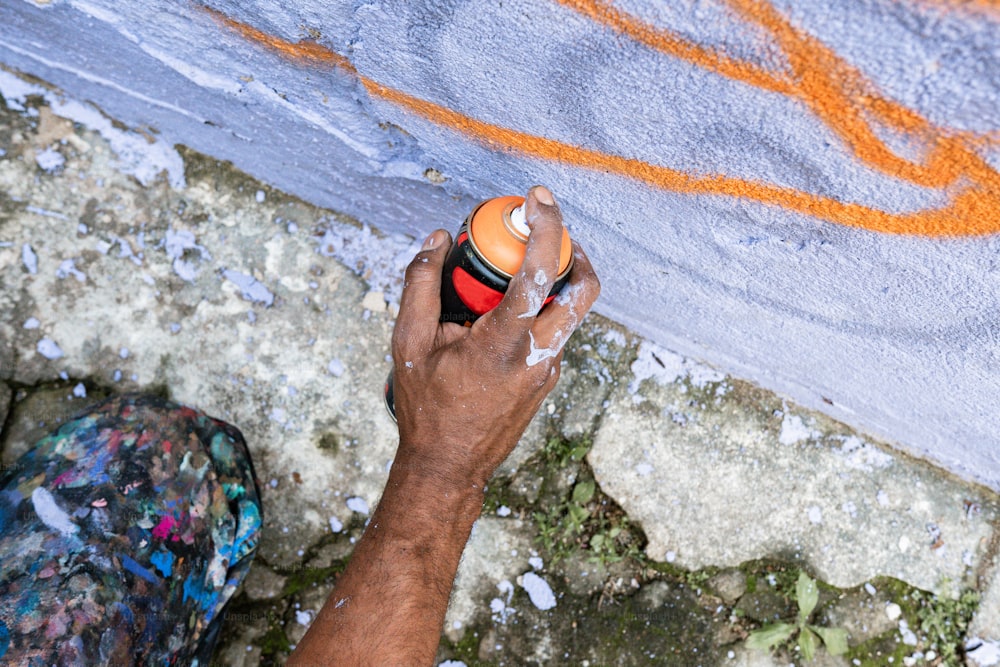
533, 474, 643, 566
541, 435, 592, 466
746, 572, 848, 662
914, 587, 979, 665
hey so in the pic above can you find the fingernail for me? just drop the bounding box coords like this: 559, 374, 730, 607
422, 231, 439, 250
533, 186, 555, 206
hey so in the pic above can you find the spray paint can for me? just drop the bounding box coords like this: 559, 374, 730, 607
384, 195, 574, 421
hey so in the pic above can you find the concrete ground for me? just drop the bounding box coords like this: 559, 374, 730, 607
3, 70, 1000, 667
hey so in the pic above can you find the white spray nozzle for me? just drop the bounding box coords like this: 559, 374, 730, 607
508, 203, 530, 238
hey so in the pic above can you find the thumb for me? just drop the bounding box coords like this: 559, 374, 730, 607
392, 229, 451, 359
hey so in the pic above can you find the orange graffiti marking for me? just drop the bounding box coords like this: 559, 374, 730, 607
201, 7, 356, 72
911, 0, 1000, 14
205, 5, 1000, 236
559, 0, 1000, 211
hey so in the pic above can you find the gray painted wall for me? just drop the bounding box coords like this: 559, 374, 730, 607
2, 0, 998, 484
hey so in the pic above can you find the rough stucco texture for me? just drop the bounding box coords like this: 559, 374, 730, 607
1, 1, 998, 484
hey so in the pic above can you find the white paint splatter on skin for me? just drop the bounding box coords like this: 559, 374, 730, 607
32, 487, 78, 536
526, 330, 560, 367
524, 278, 587, 366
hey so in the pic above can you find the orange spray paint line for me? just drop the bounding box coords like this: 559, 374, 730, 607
206, 5, 1000, 237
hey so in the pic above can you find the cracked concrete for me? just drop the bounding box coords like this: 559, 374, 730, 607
3, 72, 1000, 666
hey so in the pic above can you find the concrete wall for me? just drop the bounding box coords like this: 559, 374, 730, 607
2, 1, 998, 484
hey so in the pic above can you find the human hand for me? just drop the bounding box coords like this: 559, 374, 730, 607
390, 186, 600, 491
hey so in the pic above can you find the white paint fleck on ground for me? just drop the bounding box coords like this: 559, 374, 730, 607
163, 228, 210, 281
35, 146, 65, 172
56, 258, 86, 282
0, 70, 185, 187
23, 317, 40, 329
967, 638, 1000, 666
628, 342, 685, 395
520, 571, 556, 610
345, 496, 369, 515
36, 338, 64, 360
836, 435, 894, 471
327, 359, 345, 377
221, 270, 274, 307
314, 221, 422, 309
26, 206, 69, 221
489, 579, 517, 624
328, 516, 343, 533
635, 462, 654, 476
778, 413, 814, 445
22, 243, 38, 275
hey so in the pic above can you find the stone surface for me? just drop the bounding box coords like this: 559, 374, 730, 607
0, 382, 11, 440
241, 565, 288, 602
444, 516, 536, 644
4, 79, 1000, 666
821, 585, 898, 647
708, 569, 748, 605
588, 339, 1000, 593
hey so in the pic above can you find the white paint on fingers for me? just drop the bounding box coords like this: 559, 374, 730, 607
526, 330, 559, 367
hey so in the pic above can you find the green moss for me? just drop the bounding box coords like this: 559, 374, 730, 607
439, 628, 497, 667
258, 623, 291, 658
280, 562, 346, 597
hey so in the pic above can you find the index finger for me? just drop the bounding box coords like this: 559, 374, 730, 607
480, 186, 567, 341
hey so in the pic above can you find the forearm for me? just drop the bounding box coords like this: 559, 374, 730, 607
289, 458, 484, 667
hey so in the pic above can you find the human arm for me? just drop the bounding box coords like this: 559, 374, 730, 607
288, 186, 601, 667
